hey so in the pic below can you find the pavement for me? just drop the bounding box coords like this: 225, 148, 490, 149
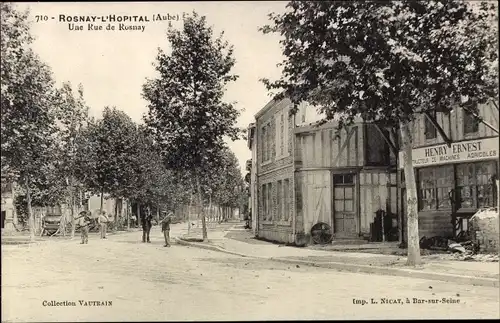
2, 222, 499, 321
177, 223, 500, 288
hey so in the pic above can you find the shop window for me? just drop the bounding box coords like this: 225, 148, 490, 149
463, 109, 479, 134
424, 111, 437, 140
418, 165, 454, 211
456, 161, 497, 209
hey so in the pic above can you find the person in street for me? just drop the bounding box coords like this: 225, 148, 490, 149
142, 209, 153, 243
160, 212, 173, 247
76, 211, 91, 244
98, 210, 109, 239
130, 214, 137, 228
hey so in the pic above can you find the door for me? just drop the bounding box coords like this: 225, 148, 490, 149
333, 174, 357, 238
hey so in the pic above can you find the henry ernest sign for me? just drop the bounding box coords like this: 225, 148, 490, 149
398, 137, 499, 168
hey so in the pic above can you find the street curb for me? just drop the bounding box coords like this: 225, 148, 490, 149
175, 237, 251, 258
175, 237, 499, 288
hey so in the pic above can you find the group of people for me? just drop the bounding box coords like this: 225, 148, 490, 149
74, 209, 172, 247
141, 211, 173, 247
75, 210, 110, 244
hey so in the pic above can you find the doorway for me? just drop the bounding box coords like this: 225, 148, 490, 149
333, 174, 357, 238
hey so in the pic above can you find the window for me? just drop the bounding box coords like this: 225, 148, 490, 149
418, 166, 454, 211
261, 122, 274, 163
333, 174, 355, 213
277, 180, 282, 220
262, 184, 267, 221
261, 126, 267, 163
463, 109, 479, 134
284, 179, 290, 221
280, 114, 284, 156
275, 110, 289, 159
269, 122, 275, 160
425, 111, 437, 140
365, 124, 390, 166
267, 183, 273, 221
333, 174, 354, 185
456, 161, 497, 209
1, 181, 12, 195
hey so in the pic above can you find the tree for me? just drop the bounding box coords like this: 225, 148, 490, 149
261, 1, 498, 265
75, 107, 139, 214
53, 82, 90, 237
1, 3, 58, 241
143, 12, 242, 241
132, 126, 192, 224
207, 147, 246, 220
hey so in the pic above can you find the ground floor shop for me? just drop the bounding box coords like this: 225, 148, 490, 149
399, 136, 499, 240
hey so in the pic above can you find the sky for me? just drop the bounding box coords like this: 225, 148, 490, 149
19, 1, 288, 175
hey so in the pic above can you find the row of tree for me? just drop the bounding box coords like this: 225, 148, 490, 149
1, 3, 247, 242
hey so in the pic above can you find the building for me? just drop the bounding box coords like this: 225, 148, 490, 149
1, 180, 16, 231
247, 123, 258, 235
399, 101, 499, 239
251, 98, 399, 245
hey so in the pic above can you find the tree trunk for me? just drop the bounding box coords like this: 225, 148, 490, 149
188, 192, 194, 234
195, 175, 208, 241
70, 186, 76, 239
137, 203, 141, 227
400, 121, 422, 266
100, 186, 104, 212
26, 178, 35, 242
208, 194, 212, 223
156, 200, 160, 224
126, 203, 130, 230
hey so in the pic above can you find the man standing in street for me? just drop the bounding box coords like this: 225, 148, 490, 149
98, 210, 109, 239
142, 209, 153, 243
76, 211, 91, 244
160, 212, 173, 247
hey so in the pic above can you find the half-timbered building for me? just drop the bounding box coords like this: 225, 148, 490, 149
252, 98, 399, 245
399, 102, 499, 240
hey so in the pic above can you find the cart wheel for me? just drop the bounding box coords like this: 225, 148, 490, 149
311, 222, 333, 245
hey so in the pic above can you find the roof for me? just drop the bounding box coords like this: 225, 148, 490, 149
255, 95, 290, 119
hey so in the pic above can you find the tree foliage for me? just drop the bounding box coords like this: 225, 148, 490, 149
261, 1, 498, 129
143, 12, 242, 173
75, 107, 139, 201
205, 146, 245, 209
143, 12, 245, 238
1, 3, 59, 239
1, 3, 57, 183
261, 0, 498, 265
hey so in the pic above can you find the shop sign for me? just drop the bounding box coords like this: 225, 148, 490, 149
398, 137, 499, 168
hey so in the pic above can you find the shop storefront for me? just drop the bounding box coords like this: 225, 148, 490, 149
399, 136, 499, 239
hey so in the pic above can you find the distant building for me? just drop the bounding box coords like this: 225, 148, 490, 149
1, 180, 16, 231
